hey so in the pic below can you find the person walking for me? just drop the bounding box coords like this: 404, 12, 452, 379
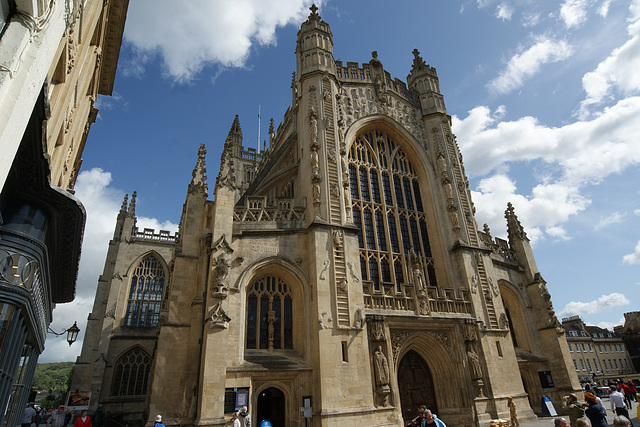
419, 409, 446, 427
22, 403, 36, 427
609, 385, 630, 419
154, 415, 165, 427
231, 412, 241, 427
584, 392, 607, 427
238, 406, 251, 427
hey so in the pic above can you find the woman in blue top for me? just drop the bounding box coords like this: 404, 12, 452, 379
584, 392, 608, 427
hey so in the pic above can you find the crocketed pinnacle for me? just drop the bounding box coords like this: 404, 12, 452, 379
127, 191, 137, 218
505, 202, 528, 242
118, 193, 128, 219
411, 48, 428, 74
189, 144, 208, 194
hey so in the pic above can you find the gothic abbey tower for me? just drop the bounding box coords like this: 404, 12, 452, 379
71, 6, 581, 427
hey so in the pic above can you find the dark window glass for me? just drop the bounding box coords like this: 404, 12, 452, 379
112, 348, 151, 397
419, 219, 433, 258
369, 257, 379, 285
246, 295, 257, 348
246, 276, 293, 350
394, 258, 404, 283
388, 214, 400, 253
350, 165, 359, 199
403, 177, 414, 210
382, 173, 393, 205
381, 258, 391, 282
359, 167, 370, 201
364, 210, 375, 250
413, 180, 424, 212
371, 170, 381, 203
375, 211, 387, 251
410, 218, 420, 254
399, 216, 411, 252
393, 175, 404, 208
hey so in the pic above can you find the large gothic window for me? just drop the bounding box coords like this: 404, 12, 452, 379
124, 254, 165, 327
111, 347, 152, 396
245, 275, 293, 350
349, 129, 437, 290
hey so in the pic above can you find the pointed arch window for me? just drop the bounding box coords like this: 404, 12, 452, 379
245, 275, 293, 350
111, 347, 152, 396
349, 128, 437, 289
124, 254, 166, 327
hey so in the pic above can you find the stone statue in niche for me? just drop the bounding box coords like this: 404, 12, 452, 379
353, 308, 364, 330
467, 343, 482, 380
373, 346, 391, 407
309, 109, 318, 143
333, 230, 344, 249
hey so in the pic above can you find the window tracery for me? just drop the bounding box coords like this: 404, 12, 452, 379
111, 347, 152, 396
124, 254, 165, 327
245, 275, 293, 350
349, 129, 437, 291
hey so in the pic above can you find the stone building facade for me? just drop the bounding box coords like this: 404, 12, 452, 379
71, 6, 581, 427
0, 0, 128, 425
562, 316, 635, 384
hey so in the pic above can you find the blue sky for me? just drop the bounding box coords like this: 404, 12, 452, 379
41, 0, 640, 361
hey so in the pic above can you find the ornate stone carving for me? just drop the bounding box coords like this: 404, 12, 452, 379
319, 259, 329, 280
318, 311, 333, 329
353, 307, 364, 330
207, 303, 231, 329
367, 315, 385, 341
390, 331, 411, 362
347, 261, 360, 283
209, 253, 231, 295
427, 331, 452, 353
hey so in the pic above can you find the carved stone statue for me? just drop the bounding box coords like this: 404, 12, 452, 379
467, 344, 482, 380
373, 346, 390, 386
373, 345, 391, 407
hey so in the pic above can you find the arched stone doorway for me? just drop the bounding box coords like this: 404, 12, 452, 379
398, 350, 437, 424
256, 387, 285, 427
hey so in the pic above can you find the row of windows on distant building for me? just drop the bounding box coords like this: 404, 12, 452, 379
568, 342, 625, 353
566, 330, 614, 338
572, 357, 631, 372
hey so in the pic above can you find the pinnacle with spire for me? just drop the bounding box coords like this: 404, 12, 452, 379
505, 202, 528, 241
189, 144, 208, 195
127, 191, 137, 218
118, 193, 129, 219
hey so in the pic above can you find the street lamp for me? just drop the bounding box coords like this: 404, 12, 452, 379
48, 321, 80, 346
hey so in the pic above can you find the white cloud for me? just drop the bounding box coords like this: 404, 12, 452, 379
576, 8, 640, 118
594, 317, 625, 330
123, 0, 320, 82
559, 293, 630, 316
522, 12, 542, 27
487, 37, 574, 95
560, 0, 591, 28
545, 226, 570, 240
598, 0, 613, 17
622, 240, 640, 265
452, 95, 640, 241
496, 3, 514, 21
40, 169, 178, 362
595, 212, 626, 230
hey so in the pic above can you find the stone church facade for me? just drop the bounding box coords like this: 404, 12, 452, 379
71, 6, 581, 427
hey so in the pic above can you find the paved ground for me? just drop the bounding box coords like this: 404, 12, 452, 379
519, 399, 640, 427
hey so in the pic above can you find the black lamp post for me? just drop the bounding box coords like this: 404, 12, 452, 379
48, 321, 80, 346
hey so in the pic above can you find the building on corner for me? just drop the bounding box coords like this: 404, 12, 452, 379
0, 0, 128, 424
70, 6, 582, 427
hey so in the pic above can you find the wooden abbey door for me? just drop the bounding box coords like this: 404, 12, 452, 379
397, 350, 437, 424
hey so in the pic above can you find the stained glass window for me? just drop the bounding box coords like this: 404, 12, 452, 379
124, 254, 165, 327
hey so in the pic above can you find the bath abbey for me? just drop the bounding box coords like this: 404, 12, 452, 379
70, 6, 581, 427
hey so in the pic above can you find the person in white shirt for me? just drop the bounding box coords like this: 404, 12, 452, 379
609, 385, 629, 419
